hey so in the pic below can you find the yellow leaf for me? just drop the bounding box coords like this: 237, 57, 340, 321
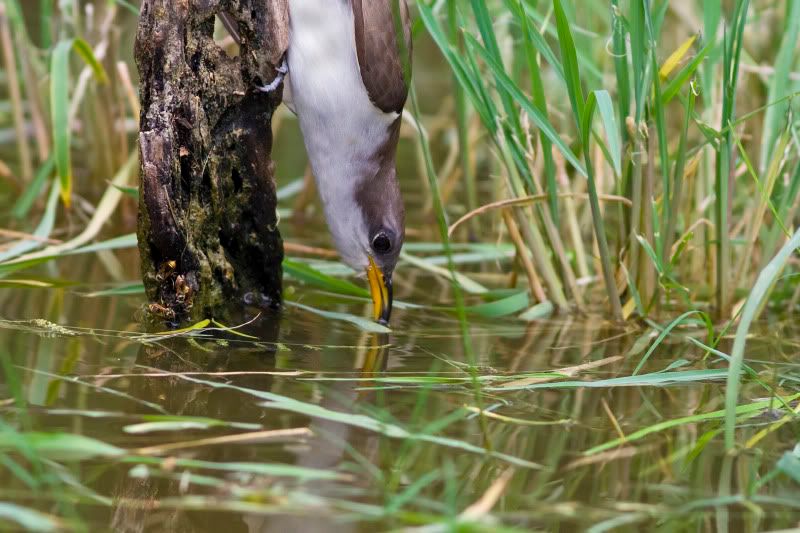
0, 279, 54, 288
155, 319, 211, 335
660, 34, 697, 80
622, 297, 636, 320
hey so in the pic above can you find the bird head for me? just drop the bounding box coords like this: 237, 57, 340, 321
319, 144, 404, 326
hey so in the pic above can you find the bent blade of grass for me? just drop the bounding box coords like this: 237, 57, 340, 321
132, 414, 259, 432
400, 251, 488, 294
83, 282, 145, 297
0, 183, 60, 263
468, 291, 529, 319
734, 122, 792, 285
12, 156, 54, 220
285, 301, 391, 334
464, 34, 586, 176
633, 310, 712, 375
490, 368, 728, 392
0, 233, 138, 278
111, 0, 139, 15
70, 38, 108, 83
659, 34, 697, 80
582, 91, 623, 319
592, 89, 622, 178
19, 366, 168, 414
0, 432, 124, 461
763, 152, 800, 268
283, 259, 368, 298
153, 319, 210, 336
170, 373, 541, 469
586, 393, 800, 456
758, 0, 800, 174
413, 247, 515, 267
416, 3, 495, 132
50, 40, 73, 207
724, 226, 800, 450
50, 38, 109, 207
0, 503, 60, 532
661, 40, 711, 105
553, 0, 584, 127
776, 446, 800, 485
126, 456, 347, 482
1, 152, 137, 273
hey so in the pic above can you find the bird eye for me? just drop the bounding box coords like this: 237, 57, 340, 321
372, 232, 392, 255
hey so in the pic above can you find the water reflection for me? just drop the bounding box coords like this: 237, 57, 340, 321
106, 314, 393, 532
1, 286, 799, 531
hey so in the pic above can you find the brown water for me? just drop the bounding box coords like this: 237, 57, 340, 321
1, 240, 799, 531
1, 15, 799, 531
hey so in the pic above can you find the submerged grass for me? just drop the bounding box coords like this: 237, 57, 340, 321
1, 0, 800, 530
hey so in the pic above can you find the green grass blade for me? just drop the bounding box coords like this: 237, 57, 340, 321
49, 37, 110, 208
283, 259, 369, 298
758, 1, 800, 173
0, 432, 124, 461
724, 226, 800, 450
11, 157, 54, 220
50, 39, 73, 207
587, 393, 800, 456
71, 38, 108, 83
416, 4, 495, 132
663, 83, 696, 260
465, 35, 586, 176
552, 0, 584, 130
468, 290, 529, 319
513, 0, 559, 221
0, 183, 60, 263
592, 90, 622, 177
582, 91, 623, 319
661, 40, 710, 105
0, 503, 60, 532
285, 301, 391, 334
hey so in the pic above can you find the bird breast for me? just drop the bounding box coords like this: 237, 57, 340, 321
287, 0, 400, 269
287, 0, 399, 177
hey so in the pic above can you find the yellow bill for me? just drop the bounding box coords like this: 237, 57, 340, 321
366, 255, 392, 325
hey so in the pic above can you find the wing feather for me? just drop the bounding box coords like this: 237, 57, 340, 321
351, 0, 412, 114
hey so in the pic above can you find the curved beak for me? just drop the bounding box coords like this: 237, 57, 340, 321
366, 256, 393, 325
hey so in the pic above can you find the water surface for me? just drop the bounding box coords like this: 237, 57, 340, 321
1, 247, 799, 531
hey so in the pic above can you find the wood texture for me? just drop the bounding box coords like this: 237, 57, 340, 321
135, 0, 288, 322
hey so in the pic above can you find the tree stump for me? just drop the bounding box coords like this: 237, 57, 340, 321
135, 0, 288, 322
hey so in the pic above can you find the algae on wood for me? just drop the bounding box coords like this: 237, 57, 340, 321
135, 0, 288, 321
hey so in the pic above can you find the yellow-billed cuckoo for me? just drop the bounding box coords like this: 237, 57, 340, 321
222, 1, 411, 325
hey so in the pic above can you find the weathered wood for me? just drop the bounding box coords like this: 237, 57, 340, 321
135, 0, 288, 322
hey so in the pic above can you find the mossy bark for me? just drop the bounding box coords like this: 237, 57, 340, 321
135, 0, 288, 322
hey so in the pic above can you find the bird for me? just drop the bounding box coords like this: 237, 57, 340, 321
221, 1, 411, 325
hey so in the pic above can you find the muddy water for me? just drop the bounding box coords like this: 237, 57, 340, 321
1, 246, 799, 531
0, 24, 799, 532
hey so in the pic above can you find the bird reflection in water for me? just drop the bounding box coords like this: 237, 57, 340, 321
109, 315, 391, 533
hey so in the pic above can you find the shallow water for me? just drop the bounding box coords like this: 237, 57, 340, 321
1, 13, 799, 530
1, 244, 799, 531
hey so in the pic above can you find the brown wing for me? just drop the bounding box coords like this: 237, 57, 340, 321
218, 11, 241, 44
351, 0, 412, 114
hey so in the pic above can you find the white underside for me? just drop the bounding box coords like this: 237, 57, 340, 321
287, 0, 398, 271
